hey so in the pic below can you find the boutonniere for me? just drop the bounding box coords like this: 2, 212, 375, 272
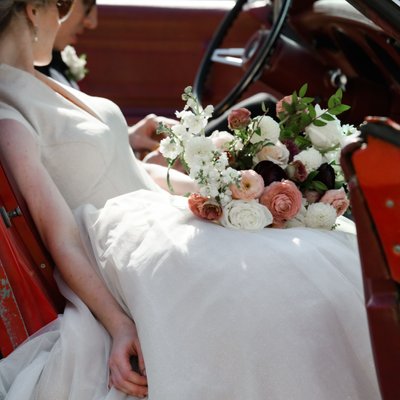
61, 45, 88, 82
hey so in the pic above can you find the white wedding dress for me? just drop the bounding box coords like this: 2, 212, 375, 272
0, 64, 381, 399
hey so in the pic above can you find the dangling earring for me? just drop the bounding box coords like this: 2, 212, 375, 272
33, 26, 39, 43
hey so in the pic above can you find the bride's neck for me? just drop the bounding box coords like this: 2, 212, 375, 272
0, 19, 35, 74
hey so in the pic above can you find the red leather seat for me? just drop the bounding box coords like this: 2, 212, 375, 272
0, 157, 65, 357
341, 117, 400, 400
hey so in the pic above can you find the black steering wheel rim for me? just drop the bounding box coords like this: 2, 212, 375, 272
193, 0, 292, 118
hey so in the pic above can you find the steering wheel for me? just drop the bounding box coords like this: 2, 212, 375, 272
193, 0, 292, 118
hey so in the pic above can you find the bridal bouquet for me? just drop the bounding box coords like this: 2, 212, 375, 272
158, 85, 358, 231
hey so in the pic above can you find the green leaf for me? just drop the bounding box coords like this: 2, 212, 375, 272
301, 96, 314, 104
299, 83, 308, 97
312, 180, 328, 192
327, 94, 340, 109
320, 113, 335, 121
306, 105, 315, 120
294, 135, 311, 149
328, 104, 351, 115
300, 112, 312, 127
335, 88, 343, 101
313, 119, 327, 127
277, 111, 287, 121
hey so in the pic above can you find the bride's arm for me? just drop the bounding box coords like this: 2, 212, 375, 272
141, 160, 198, 195
0, 120, 148, 398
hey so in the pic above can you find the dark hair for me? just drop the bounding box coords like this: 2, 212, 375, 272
82, 0, 95, 15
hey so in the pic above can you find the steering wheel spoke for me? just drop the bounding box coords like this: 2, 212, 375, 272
193, 0, 292, 118
211, 48, 246, 67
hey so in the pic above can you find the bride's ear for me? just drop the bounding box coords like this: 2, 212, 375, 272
24, 3, 39, 26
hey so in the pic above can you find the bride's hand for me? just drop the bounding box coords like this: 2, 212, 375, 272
108, 318, 148, 398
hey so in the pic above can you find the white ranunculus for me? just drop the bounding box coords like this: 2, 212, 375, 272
250, 116, 280, 144
184, 136, 216, 167
159, 137, 183, 159
221, 200, 273, 230
293, 147, 323, 173
305, 105, 342, 151
304, 202, 337, 230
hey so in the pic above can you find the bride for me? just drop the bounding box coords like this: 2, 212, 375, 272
0, 1, 381, 399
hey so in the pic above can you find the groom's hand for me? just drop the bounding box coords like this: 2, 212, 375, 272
128, 113, 177, 153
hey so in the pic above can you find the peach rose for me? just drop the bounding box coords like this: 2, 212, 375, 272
188, 193, 223, 221
210, 130, 235, 151
230, 170, 265, 200
276, 95, 292, 117
254, 141, 290, 167
320, 188, 350, 216
228, 108, 251, 130
259, 180, 303, 226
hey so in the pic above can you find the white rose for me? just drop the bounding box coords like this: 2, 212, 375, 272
305, 105, 342, 151
254, 141, 290, 167
304, 202, 337, 230
250, 116, 280, 144
221, 200, 273, 230
293, 147, 323, 173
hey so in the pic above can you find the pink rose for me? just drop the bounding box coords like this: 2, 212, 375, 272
259, 180, 303, 226
228, 108, 251, 130
230, 170, 265, 200
276, 95, 292, 117
320, 188, 350, 216
188, 193, 223, 221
